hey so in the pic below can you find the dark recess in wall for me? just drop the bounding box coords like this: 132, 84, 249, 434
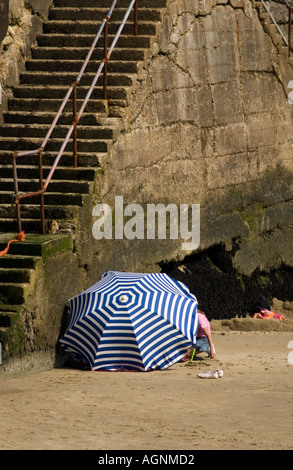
160, 241, 293, 320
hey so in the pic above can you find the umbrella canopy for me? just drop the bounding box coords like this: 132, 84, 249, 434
59, 271, 198, 371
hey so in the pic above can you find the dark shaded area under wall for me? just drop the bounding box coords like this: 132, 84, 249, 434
160, 241, 293, 321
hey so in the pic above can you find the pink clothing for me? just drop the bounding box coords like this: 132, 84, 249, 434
197, 313, 211, 337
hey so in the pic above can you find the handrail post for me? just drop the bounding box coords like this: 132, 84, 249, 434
103, 17, 109, 100
12, 152, 22, 233
134, 0, 138, 36
289, 6, 292, 57
72, 81, 78, 168
38, 148, 45, 234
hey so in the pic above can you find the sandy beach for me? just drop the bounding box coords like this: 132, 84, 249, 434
1, 312, 293, 451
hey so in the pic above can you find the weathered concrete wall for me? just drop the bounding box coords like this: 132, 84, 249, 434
0, 0, 53, 122
90, 0, 293, 280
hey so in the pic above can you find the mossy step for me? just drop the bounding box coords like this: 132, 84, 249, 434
0, 255, 41, 269
0, 233, 73, 259
0, 303, 20, 314
0, 311, 18, 328
0, 204, 80, 220
0, 268, 35, 283
0, 191, 84, 205
0, 218, 72, 234
0, 283, 31, 305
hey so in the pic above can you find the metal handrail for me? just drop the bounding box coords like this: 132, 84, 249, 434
12, 0, 138, 234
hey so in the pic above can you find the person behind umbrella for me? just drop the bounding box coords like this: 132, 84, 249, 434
182, 311, 216, 361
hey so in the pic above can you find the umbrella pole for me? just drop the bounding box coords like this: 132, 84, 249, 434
189, 348, 196, 364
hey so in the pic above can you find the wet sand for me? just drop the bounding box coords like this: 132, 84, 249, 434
1, 325, 293, 450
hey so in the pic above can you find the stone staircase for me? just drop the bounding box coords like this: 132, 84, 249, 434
0, 0, 166, 234
0, 231, 74, 366
0, 0, 167, 367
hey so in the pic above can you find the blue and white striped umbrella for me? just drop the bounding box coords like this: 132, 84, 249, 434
60, 271, 198, 371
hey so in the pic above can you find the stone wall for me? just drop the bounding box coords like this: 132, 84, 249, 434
0, 0, 53, 122
91, 0, 293, 280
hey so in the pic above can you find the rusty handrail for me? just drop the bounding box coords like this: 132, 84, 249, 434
12, 0, 138, 234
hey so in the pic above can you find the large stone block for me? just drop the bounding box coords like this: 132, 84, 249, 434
247, 113, 278, 150
214, 122, 247, 156
241, 72, 279, 114
212, 81, 243, 125
206, 152, 250, 189
206, 42, 239, 83
150, 56, 193, 92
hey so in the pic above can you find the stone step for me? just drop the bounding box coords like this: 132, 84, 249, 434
25, 59, 139, 74
0, 217, 77, 234
0, 267, 35, 284
0, 164, 97, 180
8, 97, 109, 113
0, 283, 31, 305
0, 233, 72, 302
0, 191, 84, 206
0, 218, 73, 234
37, 34, 151, 49
0, 204, 79, 221
0, 150, 103, 167
0, 136, 111, 153
0, 203, 82, 233
0, 124, 115, 140
19, 71, 134, 87
48, 8, 162, 22
3, 111, 105, 126
4, 111, 105, 126
13, 85, 129, 101
1, 178, 92, 194
43, 21, 157, 36
32, 46, 146, 61
0, 310, 18, 328
0, 232, 73, 257
53, 0, 167, 8
0, 254, 40, 269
